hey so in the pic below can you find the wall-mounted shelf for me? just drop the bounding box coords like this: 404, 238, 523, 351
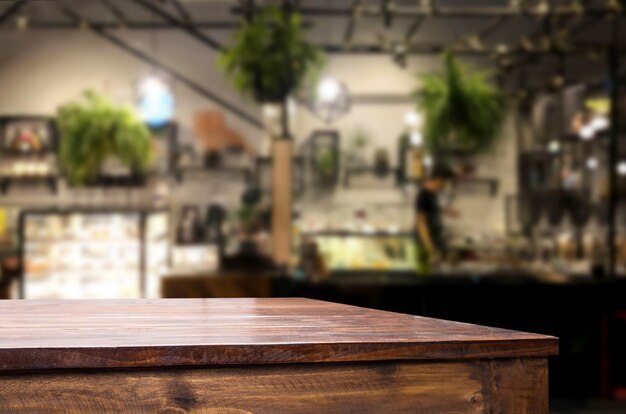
455, 177, 499, 197
89, 174, 148, 188
173, 166, 252, 184
343, 166, 399, 188
0, 175, 57, 194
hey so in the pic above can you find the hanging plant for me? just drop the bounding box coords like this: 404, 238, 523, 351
57, 90, 152, 186
218, 5, 324, 104
416, 52, 506, 155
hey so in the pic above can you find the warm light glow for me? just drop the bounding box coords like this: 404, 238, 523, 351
548, 140, 560, 153
579, 125, 595, 140
404, 110, 422, 127
586, 158, 598, 170
139, 76, 167, 96
618, 162, 626, 176
589, 115, 609, 131
410, 131, 423, 146
317, 77, 342, 102
423, 155, 433, 167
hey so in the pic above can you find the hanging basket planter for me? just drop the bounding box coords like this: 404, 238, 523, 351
416, 52, 507, 157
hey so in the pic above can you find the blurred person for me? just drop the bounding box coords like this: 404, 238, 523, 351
415, 163, 458, 272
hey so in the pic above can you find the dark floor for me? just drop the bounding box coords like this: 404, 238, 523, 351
551, 400, 626, 413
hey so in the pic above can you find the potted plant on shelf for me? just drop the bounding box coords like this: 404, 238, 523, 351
416, 52, 506, 159
219, 4, 323, 265
57, 90, 152, 186
314, 147, 338, 187
344, 127, 370, 170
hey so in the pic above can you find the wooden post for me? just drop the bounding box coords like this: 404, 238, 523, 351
272, 139, 293, 266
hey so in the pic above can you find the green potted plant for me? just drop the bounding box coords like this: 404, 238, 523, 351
416, 52, 506, 157
219, 5, 323, 265
57, 90, 152, 186
344, 127, 370, 169
218, 4, 324, 138
315, 148, 338, 187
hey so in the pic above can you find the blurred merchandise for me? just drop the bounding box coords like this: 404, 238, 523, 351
304, 232, 416, 271
21, 209, 168, 299
171, 244, 219, 274
1, 118, 55, 154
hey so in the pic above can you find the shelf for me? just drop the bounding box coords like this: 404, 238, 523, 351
81, 174, 148, 188
0, 175, 57, 194
455, 177, 499, 196
25, 239, 139, 246
173, 166, 251, 183
0, 150, 55, 157
343, 166, 399, 188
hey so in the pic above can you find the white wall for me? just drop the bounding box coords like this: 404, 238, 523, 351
293, 54, 518, 237
0, 28, 518, 236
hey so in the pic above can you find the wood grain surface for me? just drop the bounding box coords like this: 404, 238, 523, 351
0, 358, 548, 413
0, 298, 558, 370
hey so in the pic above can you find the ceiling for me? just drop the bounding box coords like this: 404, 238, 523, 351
0, 0, 624, 91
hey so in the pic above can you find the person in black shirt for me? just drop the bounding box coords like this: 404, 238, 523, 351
415, 163, 457, 267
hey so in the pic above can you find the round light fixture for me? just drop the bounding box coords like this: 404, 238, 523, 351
404, 110, 422, 127
137, 75, 174, 128
308, 76, 350, 124
618, 162, 626, 176
317, 77, 342, 102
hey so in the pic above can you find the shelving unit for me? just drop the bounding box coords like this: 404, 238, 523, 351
173, 165, 252, 184
343, 165, 399, 188
0, 116, 59, 195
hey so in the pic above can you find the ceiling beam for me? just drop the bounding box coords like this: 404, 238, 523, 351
57, 7, 263, 130
238, 0, 255, 22
18, 21, 263, 30
100, 0, 127, 27
320, 42, 624, 56
130, 0, 223, 51
502, 9, 608, 73
166, 0, 192, 24
343, 0, 361, 48
232, 4, 624, 19
381, 0, 392, 28
0, 0, 30, 26
404, 17, 425, 43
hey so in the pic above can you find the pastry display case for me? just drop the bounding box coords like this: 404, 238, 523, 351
302, 232, 416, 272
20, 208, 169, 299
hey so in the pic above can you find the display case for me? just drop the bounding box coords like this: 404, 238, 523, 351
302, 231, 416, 272
19, 208, 168, 299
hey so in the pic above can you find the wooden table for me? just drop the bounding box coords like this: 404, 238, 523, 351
0, 298, 557, 413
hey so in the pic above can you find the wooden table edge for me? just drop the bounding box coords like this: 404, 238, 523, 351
0, 337, 558, 371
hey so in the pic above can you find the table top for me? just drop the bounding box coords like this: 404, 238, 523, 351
0, 298, 558, 371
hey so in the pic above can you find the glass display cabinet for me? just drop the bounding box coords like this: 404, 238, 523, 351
19, 208, 168, 299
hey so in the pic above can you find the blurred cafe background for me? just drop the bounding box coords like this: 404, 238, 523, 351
1, 0, 626, 411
